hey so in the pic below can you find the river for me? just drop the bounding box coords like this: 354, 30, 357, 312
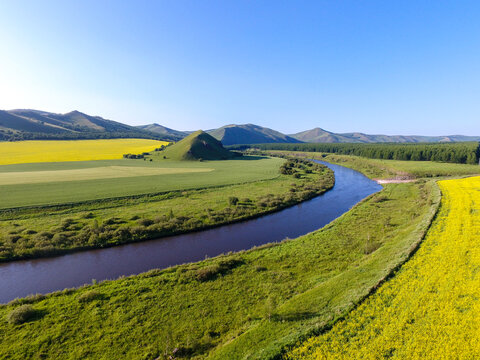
0, 161, 381, 303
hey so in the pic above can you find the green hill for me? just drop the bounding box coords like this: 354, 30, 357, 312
0, 109, 167, 141
136, 123, 188, 141
161, 130, 238, 160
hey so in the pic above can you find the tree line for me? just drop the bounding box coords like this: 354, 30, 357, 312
230, 142, 480, 165
0, 130, 170, 142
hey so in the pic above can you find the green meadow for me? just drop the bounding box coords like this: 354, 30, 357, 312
0, 157, 283, 209
265, 150, 480, 179
0, 180, 439, 359
0, 157, 334, 261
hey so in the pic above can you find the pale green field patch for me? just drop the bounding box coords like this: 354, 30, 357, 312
0, 166, 214, 185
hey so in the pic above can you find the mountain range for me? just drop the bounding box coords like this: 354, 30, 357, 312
288, 127, 480, 144
1, 109, 479, 144
0, 109, 156, 141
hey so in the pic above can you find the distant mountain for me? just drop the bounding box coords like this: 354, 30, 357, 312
290, 127, 480, 143
160, 130, 237, 161
2, 108, 479, 144
0, 109, 168, 141
208, 124, 301, 146
136, 123, 188, 141
289, 128, 353, 143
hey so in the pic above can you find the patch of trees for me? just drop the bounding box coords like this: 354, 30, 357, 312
233, 142, 480, 165
123, 153, 145, 159
0, 130, 170, 142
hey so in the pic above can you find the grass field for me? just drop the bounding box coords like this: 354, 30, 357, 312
0, 166, 213, 186
0, 181, 439, 359
287, 176, 480, 360
0, 157, 283, 208
0, 139, 168, 165
0, 158, 333, 261
266, 151, 480, 179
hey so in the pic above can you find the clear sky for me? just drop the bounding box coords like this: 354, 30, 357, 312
0, 1, 479, 135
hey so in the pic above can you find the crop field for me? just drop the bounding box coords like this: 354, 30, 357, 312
0, 166, 213, 186
0, 157, 283, 208
0, 139, 168, 165
287, 176, 480, 359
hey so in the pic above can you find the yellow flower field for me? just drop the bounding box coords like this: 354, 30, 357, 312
0, 139, 168, 165
287, 176, 480, 359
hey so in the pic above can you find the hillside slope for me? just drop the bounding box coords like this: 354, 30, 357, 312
0, 109, 165, 141
290, 127, 480, 143
160, 130, 238, 160
136, 123, 187, 141
208, 124, 301, 145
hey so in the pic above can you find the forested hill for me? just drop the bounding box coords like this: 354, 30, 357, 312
136, 124, 188, 141
234, 142, 480, 165
0, 110, 168, 141
208, 124, 301, 145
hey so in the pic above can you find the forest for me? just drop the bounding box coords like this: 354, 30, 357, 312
231, 142, 480, 165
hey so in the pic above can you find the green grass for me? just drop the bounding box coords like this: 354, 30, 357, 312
266, 151, 480, 179
0, 159, 333, 261
0, 166, 214, 186
158, 130, 236, 161
0, 156, 282, 209
0, 180, 440, 359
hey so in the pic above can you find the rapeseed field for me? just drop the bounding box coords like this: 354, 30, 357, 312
287, 176, 480, 359
0, 139, 168, 165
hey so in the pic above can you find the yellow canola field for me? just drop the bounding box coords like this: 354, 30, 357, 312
0, 139, 168, 165
287, 176, 480, 360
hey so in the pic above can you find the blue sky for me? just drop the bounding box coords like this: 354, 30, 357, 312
0, 1, 479, 135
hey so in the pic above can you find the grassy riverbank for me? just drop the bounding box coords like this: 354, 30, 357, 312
286, 176, 480, 360
0, 158, 333, 262
264, 151, 480, 179
0, 179, 439, 359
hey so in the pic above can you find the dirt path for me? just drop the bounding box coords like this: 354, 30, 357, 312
375, 178, 416, 184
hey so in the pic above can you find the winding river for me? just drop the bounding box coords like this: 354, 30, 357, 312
0, 161, 381, 303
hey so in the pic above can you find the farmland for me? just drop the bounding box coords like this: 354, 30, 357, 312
287, 176, 480, 360
0, 139, 168, 165
0, 157, 283, 208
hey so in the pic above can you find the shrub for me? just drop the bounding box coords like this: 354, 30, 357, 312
138, 218, 154, 227
6, 305, 38, 324
8, 294, 45, 306
103, 218, 117, 225
195, 258, 244, 282
83, 212, 95, 219
229, 196, 239, 206
372, 195, 389, 203
78, 290, 101, 303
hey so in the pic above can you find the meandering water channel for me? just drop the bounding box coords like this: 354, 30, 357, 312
0, 161, 382, 303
